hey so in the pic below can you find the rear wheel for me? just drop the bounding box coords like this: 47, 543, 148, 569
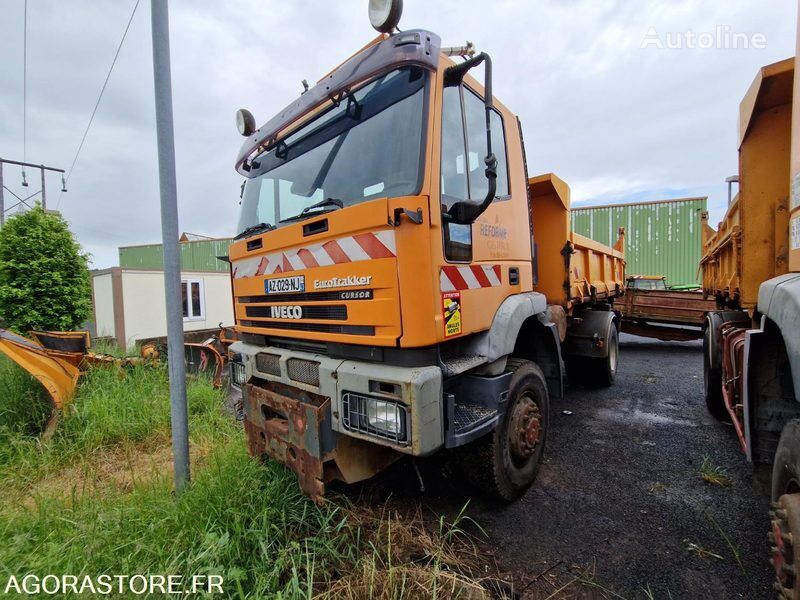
590, 325, 619, 387
703, 321, 728, 421
770, 421, 800, 598
462, 359, 549, 501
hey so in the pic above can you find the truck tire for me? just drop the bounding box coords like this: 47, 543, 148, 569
461, 359, 549, 501
703, 320, 728, 421
770, 421, 800, 597
589, 324, 619, 387
772, 420, 800, 501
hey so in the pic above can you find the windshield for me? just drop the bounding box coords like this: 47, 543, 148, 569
237, 66, 428, 234
630, 278, 667, 290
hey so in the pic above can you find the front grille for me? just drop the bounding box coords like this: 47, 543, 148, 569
238, 289, 373, 303
341, 392, 408, 444
240, 320, 374, 335
287, 358, 320, 386
256, 352, 281, 376
245, 305, 347, 320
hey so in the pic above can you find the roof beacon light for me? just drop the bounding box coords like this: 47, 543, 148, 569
368, 0, 402, 33
236, 109, 256, 137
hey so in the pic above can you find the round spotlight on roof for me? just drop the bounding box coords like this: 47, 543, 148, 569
235, 108, 256, 137
368, 0, 403, 33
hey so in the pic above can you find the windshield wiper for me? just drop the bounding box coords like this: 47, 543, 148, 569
280, 198, 344, 223
234, 222, 275, 240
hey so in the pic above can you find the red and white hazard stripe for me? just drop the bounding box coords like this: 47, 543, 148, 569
232, 230, 396, 279
440, 265, 502, 292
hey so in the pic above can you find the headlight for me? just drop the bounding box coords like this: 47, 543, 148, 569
368, 0, 403, 33
230, 361, 247, 387
342, 392, 408, 443
235, 108, 256, 136
367, 399, 402, 435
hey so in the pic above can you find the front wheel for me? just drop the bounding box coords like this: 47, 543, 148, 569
461, 359, 549, 501
770, 421, 800, 597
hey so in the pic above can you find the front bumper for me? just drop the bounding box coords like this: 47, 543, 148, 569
231, 341, 443, 501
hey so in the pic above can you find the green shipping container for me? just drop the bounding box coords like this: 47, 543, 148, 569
119, 238, 232, 273
571, 197, 707, 287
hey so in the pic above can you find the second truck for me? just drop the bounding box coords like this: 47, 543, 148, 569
699, 5, 800, 595
228, 0, 625, 502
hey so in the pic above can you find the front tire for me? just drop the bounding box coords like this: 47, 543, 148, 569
771, 421, 800, 597
462, 359, 549, 501
772, 420, 800, 501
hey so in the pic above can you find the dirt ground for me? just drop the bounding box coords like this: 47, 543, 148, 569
355, 334, 774, 599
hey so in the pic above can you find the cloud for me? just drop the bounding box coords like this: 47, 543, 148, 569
0, 0, 794, 268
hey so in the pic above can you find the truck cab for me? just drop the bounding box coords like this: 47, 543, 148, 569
228, 4, 621, 502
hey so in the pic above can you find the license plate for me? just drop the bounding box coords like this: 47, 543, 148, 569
265, 275, 305, 294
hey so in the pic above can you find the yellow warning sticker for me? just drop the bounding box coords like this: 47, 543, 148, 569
443, 292, 462, 337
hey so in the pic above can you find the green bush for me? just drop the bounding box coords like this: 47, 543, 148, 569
0, 356, 49, 436
0, 205, 91, 332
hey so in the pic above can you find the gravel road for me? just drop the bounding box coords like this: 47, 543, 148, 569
358, 334, 775, 598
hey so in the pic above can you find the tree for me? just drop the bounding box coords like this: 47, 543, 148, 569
0, 206, 92, 332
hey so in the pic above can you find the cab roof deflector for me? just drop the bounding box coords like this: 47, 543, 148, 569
235, 29, 441, 176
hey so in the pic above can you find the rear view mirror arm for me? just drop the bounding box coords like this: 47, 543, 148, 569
443, 52, 498, 225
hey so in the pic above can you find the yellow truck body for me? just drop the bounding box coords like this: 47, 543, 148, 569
700, 58, 794, 311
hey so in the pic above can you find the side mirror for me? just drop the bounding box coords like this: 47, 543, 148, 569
443, 53, 497, 225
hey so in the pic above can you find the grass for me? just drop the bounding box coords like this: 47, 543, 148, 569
704, 508, 746, 575
700, 455, 733, 487
682, 539, 723, 561
0, 356, 490, 598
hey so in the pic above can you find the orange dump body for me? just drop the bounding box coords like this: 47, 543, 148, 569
701, 58, 794, 311
528, 173, 626, 312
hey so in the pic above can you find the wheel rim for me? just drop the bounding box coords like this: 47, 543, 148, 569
771, 493, 800, 598
508, 392, 542, 465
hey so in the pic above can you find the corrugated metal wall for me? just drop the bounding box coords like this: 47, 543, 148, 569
119, 239, 232, 273
571, 197, 707, 286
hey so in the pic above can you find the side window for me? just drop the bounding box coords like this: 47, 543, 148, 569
441, 87, 468, 201
463, 89, 509, 199
181, 280, 204, 321
440, 86, 472, 262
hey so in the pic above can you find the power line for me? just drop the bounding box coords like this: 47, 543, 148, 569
56, 0, 140, 209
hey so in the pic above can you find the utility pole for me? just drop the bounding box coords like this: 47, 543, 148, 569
0, 158, 65, 218
0, 163, 4, 226
150, 0, 190, 493
40, 167, 46, 210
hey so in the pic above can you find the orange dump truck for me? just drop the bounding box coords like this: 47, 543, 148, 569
698, 11, 800, 594
227, 1, 624, 502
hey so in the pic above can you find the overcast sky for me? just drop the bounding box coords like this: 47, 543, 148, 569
0, 0, 795, 268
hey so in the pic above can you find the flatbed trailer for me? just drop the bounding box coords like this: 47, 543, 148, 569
617, 283, 715, 341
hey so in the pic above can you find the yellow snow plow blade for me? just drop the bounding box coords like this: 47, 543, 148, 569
0, 328, 83, 410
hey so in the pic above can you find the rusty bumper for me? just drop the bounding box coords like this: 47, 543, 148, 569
243, 381, 400, 503
243, 381, 333, 501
